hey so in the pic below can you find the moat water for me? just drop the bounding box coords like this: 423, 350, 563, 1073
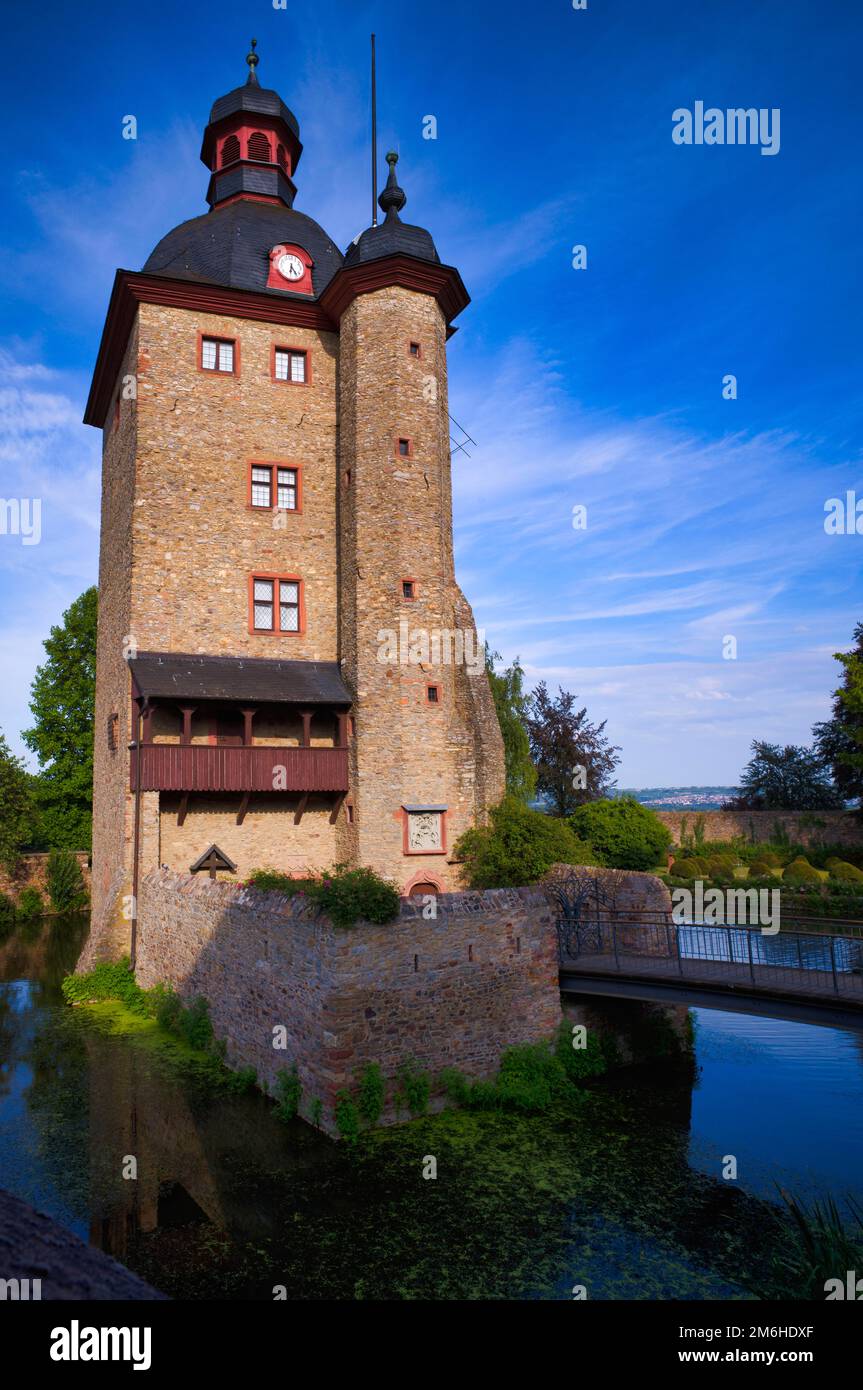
1, 914, 862, 1300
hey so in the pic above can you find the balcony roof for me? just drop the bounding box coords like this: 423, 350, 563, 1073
129, 651, 352, 706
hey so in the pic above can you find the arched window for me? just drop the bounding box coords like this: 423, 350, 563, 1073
220, 134, 240, 167
276, 144, 288, 172
247, 131, 271, 162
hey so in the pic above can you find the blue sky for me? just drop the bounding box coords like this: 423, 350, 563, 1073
1, 0, 861, 786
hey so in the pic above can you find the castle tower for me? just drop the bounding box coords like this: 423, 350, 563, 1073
83, 46, 504, 962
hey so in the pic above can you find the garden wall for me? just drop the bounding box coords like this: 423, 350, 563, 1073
135, 870, 561, 1135
0, 851, 91, 905
655, 809, 863, 849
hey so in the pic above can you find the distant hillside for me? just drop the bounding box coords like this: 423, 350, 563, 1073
614, 787, 737, 811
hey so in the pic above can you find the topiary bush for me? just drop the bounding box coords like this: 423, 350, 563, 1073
569, 797, 671, 872
783, 858, 823, 886
455, 795, 594, 890
828, 861, 863, 884
46, 850, 88, 913
15, 886, 45, 920
670, 857, 709, 881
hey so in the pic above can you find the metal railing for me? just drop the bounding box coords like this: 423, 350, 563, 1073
557, 910, 863, 1002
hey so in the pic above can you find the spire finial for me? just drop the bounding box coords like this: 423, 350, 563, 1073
246, 38, 259, 86
378, 150, 407, 220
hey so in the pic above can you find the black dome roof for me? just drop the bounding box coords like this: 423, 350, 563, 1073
343, 220, 440, 268
207, 82, 300, 140
143, 201, 343, 298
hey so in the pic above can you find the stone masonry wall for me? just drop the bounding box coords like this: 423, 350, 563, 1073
0, 852, 91, 906
136, 869, 560, 1135
656, 808, 863, 848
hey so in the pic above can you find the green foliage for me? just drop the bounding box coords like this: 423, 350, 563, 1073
274, 1064, 302, 1122
23, 587, 97, 850
63, 958, 147, 1009
15, 886, 45, 920
224, 1066, 258, 1095
357, 1062, 385, 1127
555, 1022, 613, 1082
726, 739, 843, 812
455, 795, 594, 890
485, 646, 537, 803
813, 620, 863, 807
693, 813, 706, 847
782, 858, 823, 886
395, 1059, 431, 1117
668, 857, 708, 880
46, 850, 88, 913
247, 863, 400, 930
0, 892, 16, 930
747, 1193, 863, 1302
526, 681, 621, 816
828, 860, 863, 884
569, 796, 671, 871
310, 1098, 323, 1129
335, 1091, 360, 1145
0, 728, 34, 870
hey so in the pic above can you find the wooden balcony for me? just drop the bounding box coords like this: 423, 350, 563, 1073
130, 743, 349, 794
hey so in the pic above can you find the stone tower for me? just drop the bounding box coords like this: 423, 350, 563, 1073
83, 45, 504, 963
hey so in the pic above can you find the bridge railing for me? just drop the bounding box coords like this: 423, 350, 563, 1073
557, 911, 863, 1001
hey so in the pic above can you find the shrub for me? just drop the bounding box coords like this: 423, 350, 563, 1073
63, 959, 147, 1011
783, 858, 823, 886
569, 797, 671, 872
335, 1091, 360, 1145
750, 858, 776, 877
15, 886, 45, 920
670, 857, 709, 881
555, 1023, 611, 1082
828, 860, 863, 884
247, 863, 400, 930
455, 796, 594, 890
274, 1064, 302, 1121
0, 892, 16, 931
357, 1062, 385, 1127
46, 850, 88, 913
395, 1059, 430, 1117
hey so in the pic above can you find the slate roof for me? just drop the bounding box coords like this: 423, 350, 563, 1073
343, 219, 440, 268
142, 200, 343, 298
130, 652, 353, 705
208, 82, 300, 139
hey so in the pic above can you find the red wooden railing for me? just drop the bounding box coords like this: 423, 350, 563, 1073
130, 744, 349, 793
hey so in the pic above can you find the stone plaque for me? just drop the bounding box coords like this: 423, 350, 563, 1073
407, 810, 443, 852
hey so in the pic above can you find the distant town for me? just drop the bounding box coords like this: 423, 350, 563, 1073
614, 787, 736, 810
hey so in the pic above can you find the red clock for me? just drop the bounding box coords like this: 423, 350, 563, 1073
267, 243, 314, 295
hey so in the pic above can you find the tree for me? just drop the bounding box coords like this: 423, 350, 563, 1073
725, 740, 843, 811
525, 682, 620, 817
23, 587, 97, 850
813, 622, 863, 807
485, 646, 536, 803
454, 796, 594, 890
569, 797, 671, 872
0, 728, 33, 871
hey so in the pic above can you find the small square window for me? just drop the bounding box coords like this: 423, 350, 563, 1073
427, 685, 440, 704
402, 580, 415, 600
346, 803, 355, 824
398, 438, 411, 457
201, 336, 235, 374
409, 341, 421, 358
274, 348, 307, 384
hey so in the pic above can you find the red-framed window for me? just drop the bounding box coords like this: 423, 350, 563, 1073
408, 341, 422, 359
272, 345, 310, 385
199, 334, 238, 375
249, 574, 305, 634
402, 578, 417, 600
395, 436, 413, 459
248, 462, 301, 513
426, 683, 440, 704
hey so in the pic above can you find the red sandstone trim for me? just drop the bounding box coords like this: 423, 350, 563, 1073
401, 577, 417, 600
319, 254, 470, 326
407, 340, 422, 360
425, 681, 441, 705
394, 435, 414, 460
403, 870, 445, 896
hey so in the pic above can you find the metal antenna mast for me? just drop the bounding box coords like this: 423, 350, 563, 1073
371, 34, 378, 227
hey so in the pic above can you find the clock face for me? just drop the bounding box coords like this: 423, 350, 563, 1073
277, 253, 305, 282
